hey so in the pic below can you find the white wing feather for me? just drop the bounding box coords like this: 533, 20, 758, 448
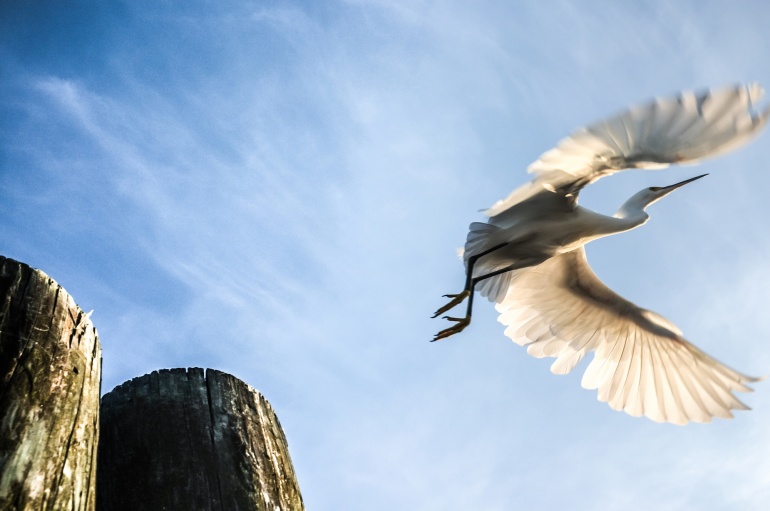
486, 83, 769, 217
493, 248, 760, 425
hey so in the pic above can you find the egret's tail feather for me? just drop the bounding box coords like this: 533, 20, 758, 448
464, 222, 501, 262
462, 222, 519, 303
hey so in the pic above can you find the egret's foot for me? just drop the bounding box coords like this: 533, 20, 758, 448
432, 290, 471, 318
432, 316, 471, 341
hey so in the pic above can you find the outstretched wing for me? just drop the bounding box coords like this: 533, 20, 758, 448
492, 248, 760, 425
486, 83, 769, 217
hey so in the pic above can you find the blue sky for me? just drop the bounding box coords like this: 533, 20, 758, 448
2, 1, 770, 509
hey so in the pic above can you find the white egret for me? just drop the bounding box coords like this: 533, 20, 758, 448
433, 83, 768, 424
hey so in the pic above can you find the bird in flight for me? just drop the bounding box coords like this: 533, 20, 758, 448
433, 83, 768, 425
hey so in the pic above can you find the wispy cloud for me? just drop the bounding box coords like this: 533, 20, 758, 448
3, 1, 770, 510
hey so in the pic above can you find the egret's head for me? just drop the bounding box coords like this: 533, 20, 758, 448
616, 174, 707, 221
632, 173, 708, 209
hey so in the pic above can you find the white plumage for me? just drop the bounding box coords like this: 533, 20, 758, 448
433, 83, 768, 424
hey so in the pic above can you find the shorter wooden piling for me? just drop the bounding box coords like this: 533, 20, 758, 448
97, 368, 304, 511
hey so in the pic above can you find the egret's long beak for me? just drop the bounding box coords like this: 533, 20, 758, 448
655, 173, 708, 194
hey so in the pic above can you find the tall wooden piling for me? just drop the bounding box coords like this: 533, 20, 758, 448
0, 256, 102, 510
97, 368, 304, 511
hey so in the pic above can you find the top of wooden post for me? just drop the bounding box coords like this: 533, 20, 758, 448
99, 368, 305, 511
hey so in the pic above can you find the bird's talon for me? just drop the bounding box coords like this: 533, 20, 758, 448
432, 290, 471, 317
432, 316, 471, 341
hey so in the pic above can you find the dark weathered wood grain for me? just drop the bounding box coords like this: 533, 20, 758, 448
98, 368, 304, 511
0, 256, 102, 511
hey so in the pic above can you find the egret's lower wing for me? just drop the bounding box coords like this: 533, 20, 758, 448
494, 247, 760, 425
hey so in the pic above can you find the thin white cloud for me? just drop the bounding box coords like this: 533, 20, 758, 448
3, 2, 770, 510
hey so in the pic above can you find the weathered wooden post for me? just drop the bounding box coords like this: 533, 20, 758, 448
97, 368, 304, 511
0, 256, 102, 510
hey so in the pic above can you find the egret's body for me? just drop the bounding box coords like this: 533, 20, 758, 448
434, 83, 769, 425
482, 203, 641, 262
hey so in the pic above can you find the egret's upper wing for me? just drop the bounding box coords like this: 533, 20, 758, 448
492, 248, 760, 425
486, 83, 769, 217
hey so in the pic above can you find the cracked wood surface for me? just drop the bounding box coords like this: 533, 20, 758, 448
97, 368, 304, 511
0, 256, 102, 511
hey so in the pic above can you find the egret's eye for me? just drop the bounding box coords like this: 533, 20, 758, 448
649, 186, 661, 192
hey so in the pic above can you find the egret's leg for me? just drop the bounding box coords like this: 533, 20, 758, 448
432, 257, 542, 341
432, 242, 508, 318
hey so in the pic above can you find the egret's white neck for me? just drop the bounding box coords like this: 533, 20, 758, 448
613, 198, 650, 231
